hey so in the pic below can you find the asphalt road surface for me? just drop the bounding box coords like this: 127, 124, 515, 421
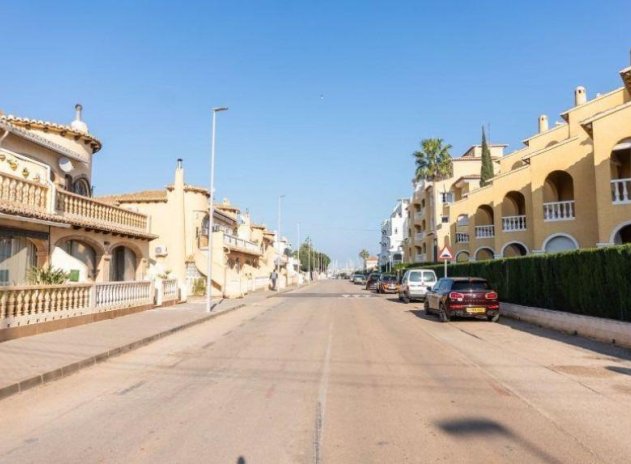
1, 281, 631, 464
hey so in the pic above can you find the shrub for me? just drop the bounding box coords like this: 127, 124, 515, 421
414, 245, 631, 322
28, 266, 69, 285
192, 277, 206, 296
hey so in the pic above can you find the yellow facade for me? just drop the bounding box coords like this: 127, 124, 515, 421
444, 65, 631, 262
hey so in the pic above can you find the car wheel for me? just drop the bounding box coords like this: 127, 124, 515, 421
402, 293, 410, 304
439, 304, 451, 323
487, 313, 500, 322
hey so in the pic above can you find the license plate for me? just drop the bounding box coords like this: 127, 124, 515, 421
466, 307, 486, 314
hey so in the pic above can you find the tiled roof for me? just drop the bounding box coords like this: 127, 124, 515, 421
0, 114, 102, 152
98, 190, 167, 204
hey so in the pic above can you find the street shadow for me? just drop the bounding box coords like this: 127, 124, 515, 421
499, 318, 631, 361
436, 417, 563, 464
606, 366, 631, 376
407, 309, 444, 324
236, 457, 246, 464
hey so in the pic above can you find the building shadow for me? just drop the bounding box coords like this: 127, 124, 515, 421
436, 417, 563, 464
499, 318, 631, 361
606, 366, 631, 376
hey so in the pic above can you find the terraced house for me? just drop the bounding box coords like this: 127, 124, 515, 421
447, 62, 631, 262
0, 105, 163, 339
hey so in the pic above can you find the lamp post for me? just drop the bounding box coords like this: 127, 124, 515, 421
276, 194, 285, 291
206, 106, 229, 312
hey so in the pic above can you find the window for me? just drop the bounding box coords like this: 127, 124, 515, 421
72, 178, 91, 197
441, 192, 454, 204
452, 280, 490, 291
441, 216, 449, 223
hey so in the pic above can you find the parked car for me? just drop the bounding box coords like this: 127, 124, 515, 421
424, 277, 500, 322
377, 274, 399, 293
352, 273, 367, 285
398, 269, 437, 303
366, 272, 381, 291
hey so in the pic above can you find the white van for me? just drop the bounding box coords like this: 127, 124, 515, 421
398, 269, 438, 303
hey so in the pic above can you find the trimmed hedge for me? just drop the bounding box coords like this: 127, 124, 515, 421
402, 245, 631, 322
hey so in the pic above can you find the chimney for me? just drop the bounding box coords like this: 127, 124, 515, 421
538, 115, 549, 133
574, 86, 587, 106
177, 158, 183, 169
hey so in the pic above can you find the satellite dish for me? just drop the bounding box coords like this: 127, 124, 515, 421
59, 157, 74, 173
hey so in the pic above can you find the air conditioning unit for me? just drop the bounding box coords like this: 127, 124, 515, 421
155, 245, 168, 257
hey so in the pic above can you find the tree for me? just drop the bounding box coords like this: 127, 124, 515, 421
296, 239, 331, 273
412, 138, 453, 182
359, 249, 369, 270
480, 127, 494, 186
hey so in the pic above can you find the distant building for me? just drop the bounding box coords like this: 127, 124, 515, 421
365, 256, 379, 271
379, 198, 409, 269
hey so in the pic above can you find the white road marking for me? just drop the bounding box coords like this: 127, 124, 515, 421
314, 322, 333, 464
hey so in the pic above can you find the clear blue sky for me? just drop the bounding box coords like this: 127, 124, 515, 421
2, 1, 630, 266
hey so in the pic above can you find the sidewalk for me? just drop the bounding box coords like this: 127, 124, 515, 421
0, 287, 298, 401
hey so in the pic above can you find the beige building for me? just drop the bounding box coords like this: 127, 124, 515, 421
0, 105, 153, 286
444, 62, 631, 262
101, 160, 285, 298
403, 144, 504, 263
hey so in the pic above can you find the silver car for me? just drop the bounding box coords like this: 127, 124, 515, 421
398, 269, 437, 303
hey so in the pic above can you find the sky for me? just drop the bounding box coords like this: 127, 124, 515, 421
1, 1, 630, 267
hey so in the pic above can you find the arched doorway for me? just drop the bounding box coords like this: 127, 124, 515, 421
543, 171, 574, 220
110, 246, 138, 281
610, 138, 631, 203
502, 191, 527, 231
502, 242, 528, 258
456, 251, 470, 263
55, 240, 97, 282
475, 247, 494, 261
543, 234, 578, 253
475, 205, 495, 238
612, 224, 631, 245
0, 237, 37, 285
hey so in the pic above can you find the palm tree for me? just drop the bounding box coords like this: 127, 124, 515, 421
359, 249, 369, 270
412, 138, 453, 181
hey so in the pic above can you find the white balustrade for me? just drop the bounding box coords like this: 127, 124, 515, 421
56, 190, 149, 232
0, 284, 92, 329
475, 225, 495, 238
223, 234, 262, 254
611, 178, 631, 204
455, 233, 469, 243
502, 215, 527, 231
543, 200, 575, 221
0, 171, 49, 213
95, 281, 153, 310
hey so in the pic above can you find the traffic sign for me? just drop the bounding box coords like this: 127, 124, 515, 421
438, 246, 453, 261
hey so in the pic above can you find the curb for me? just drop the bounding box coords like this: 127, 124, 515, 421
0, 303, 246, 402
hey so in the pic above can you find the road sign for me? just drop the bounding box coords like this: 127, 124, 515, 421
438, 246, 453, 261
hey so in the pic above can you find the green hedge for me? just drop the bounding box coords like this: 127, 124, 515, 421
401, 245, 631, 322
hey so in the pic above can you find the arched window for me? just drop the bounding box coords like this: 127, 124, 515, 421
73, 178, 91, 197
110, 246, 137, 281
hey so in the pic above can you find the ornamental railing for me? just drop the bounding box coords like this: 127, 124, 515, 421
223, 234, 262, 254
502, 215, 527, 232
543, 200, 575, 221
95, 281, 153, 310
475, 225, 495, 238
455, 233, 469, 243
0, 171, 49, 213
611, 178, 631, 204
56, 190, 149, 233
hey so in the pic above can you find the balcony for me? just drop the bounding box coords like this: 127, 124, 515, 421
414, 253, 427, 263
223, 234, 262, 255
56, 190, 149, 234
502, 215, 527, 232
455, 233, 469, 243
415, 231, 425, 241
611, 178, 631, 204
475, 225, 495, 239
543, 201, 575, 221
0, 170, 151, 236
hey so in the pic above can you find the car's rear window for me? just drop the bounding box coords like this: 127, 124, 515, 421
381, 275, 397, 282
451, 281, 490, 291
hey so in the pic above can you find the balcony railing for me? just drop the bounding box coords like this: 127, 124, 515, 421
543, 200, 575, 221
611, 178, 631, 204
57, 190, 149, 233
455, 233, 469, 243
414, 254, 427, 263
0, 171, 49, 213
415, 231, 425, 241
475, 225, 495, 238
502, 215, 527, 232
223, 234, 262, 255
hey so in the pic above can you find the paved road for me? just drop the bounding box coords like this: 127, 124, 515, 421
1, 281, 631, 464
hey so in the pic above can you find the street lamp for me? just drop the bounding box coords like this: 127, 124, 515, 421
276, 194, 286, 291
206, 106, 229, 312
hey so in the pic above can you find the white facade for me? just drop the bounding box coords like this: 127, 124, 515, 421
379, 198, 409, 268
